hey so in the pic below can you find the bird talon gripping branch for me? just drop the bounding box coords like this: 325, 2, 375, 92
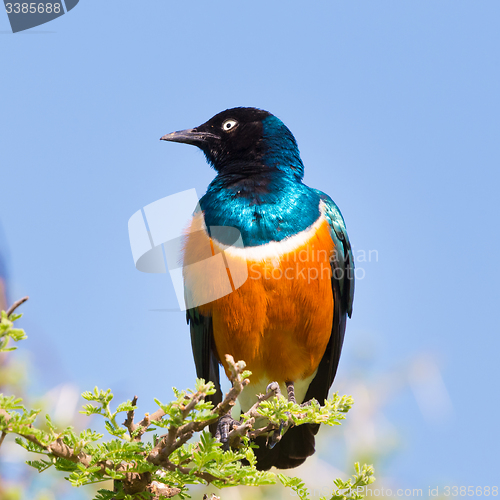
266, 382, 281, 397
215, 413, 240, 450
161, 107, 354, 470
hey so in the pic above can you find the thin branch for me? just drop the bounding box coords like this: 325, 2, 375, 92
122, 402, 168, 444
248, 421, 278, 440
0, 409, 113, 470
245, 383, 280, 419
6, 296, 29, 317
225, 383, 281, 446
226, 417, 254, 445
148, 355, 250, 467
129, 407, 166, 443
143, 407, 166, 425
181, 391, 205, 418
214, 355, 250, 417
164, 460, 218, 484
123, 396, 138, 439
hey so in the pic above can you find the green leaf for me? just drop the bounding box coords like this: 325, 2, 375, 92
278, 474, 310, 500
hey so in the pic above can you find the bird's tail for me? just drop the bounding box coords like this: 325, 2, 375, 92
253, 423, 319, 470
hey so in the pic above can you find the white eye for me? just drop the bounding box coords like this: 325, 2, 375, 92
222, 119, 238, 131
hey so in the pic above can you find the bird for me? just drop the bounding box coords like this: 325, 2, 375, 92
160, 107, 354, 470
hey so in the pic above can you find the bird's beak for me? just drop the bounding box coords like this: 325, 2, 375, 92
160, 128, 219, 147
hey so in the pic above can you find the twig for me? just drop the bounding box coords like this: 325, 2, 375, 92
0, 431, 6, 448
123, 396, 138, 439
124, 404, 167, 443
148, 355, 250, 468
245, 383, 280, 419
225, 382, 281, 445
226, 417, 255, 445
214, 355, 250, 417
6, 296, 29, 317
248, 421, 278, 440
163, 460, 218, 484
141, 407, 166, 425
0, 408, 113, 470
181, 390, 205, 418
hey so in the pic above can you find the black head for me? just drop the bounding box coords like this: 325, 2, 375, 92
161, 107, 304, 178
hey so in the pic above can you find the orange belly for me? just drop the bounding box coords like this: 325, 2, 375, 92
183, 213, 335, 384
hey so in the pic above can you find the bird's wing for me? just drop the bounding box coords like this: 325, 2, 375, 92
186, 308, 223, 408
254, 193, 355, 469
304, 191, 354, 404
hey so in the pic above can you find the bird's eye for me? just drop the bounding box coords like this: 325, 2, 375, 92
222, 119, 238, 131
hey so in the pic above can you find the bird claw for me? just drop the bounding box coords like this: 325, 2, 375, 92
266, 381, 281, 396
264, 381, 289, 449
215, 413, 240, 450
266, 420, 285, 449
299, 398, 318, 408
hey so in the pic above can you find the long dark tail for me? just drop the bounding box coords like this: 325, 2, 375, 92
253, 423, 319, 470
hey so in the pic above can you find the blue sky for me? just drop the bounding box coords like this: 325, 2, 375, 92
1, 0, 499, 495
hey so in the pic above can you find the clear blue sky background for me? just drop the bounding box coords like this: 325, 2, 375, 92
1, 0, 499, 495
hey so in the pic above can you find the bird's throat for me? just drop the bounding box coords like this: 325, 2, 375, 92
201, 175, 321, 247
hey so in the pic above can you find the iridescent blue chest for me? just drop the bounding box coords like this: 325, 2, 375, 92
200, 178, 321, 247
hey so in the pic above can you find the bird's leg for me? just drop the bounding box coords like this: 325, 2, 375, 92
286, 381, 319, 408
262, 382, 282, 449
285, 380, 296, 404
268, 380, 312, 448
266, 381, 299, 448
270, 381, 297, 447
266, 381, 298, 449
215, 413, 240, 451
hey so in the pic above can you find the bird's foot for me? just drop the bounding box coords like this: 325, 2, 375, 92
266, 420, 285, 449
264, 381, 297, 449
263, 382, 284, 448
215, 413, 240, 450
299, 398, 318, 408
266, 381, 282, 397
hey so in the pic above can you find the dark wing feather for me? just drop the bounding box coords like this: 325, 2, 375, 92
304, 191, 354, 406
254, 193, 354, 470
186, 308, 223, 410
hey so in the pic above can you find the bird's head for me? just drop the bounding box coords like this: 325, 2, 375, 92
161, 107, 304, 180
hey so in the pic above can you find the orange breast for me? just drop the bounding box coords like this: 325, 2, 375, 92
183, 213, 335, 384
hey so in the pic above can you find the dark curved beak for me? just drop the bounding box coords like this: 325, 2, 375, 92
160, 128, 220, 147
